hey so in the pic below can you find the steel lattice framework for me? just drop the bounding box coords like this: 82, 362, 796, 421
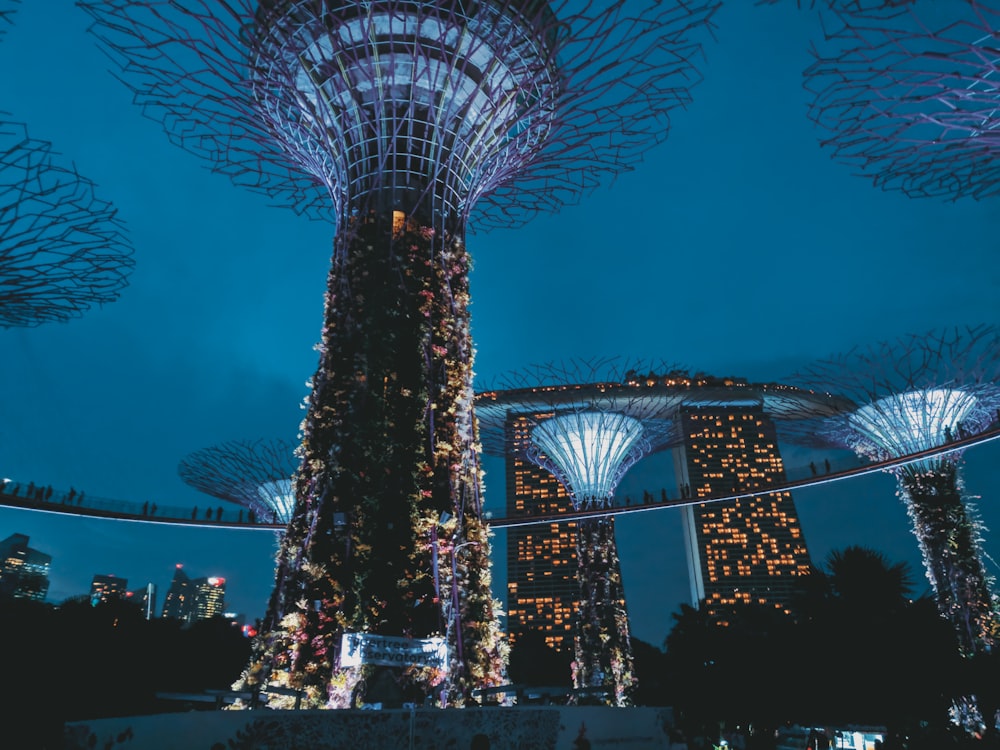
178, 438, 299, 525
804, 1, 1000, 200
785, 324, 1000, 733
0, 120, 133, 328
78, 0, 721, 708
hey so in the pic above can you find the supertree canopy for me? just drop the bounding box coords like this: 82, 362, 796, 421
786, 325, 1000, 733
804, 1, 1000, 200
178, 438, 299, 525
79, 0, 721, 708
0, 120, 133, 328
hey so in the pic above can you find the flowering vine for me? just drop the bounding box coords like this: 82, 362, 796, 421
235, 210, 504, 707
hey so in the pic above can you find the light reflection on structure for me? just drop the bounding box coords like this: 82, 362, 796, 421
528, 412, 648, 508
848, 389, 980, 465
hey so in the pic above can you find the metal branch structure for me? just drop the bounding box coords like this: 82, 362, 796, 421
0, 0, 19, 39
0, 120, 133, 327
785, 325, 1000, 734
78, 0, 721, 708
178, 438, 299, 525
804, 2, 1000, 200
476, 357, 849, 704
754, 1, 914, 10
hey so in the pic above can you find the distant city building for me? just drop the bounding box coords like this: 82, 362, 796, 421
160, 564, 192, 621
89, 574, 128, 605
192, 576, 226, 621
0, 533, 51, 601
160, 564, 226, 623
130, 582, 157, 620
674, 404, 812, 621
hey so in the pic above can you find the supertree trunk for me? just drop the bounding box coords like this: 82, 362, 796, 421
895, 459, 998, 659
250, 209, 502, 706
573, 514, 635, 707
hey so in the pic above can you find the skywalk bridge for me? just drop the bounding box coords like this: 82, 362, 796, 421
0, 422, 998, 530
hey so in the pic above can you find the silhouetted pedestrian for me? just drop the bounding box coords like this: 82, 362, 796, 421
809, 461, 817, 476
151, 503, 157, 516
192, 507, 198, 520
215, 506, 222, 521
824, 458, 831, 473
142, 501, 149, 516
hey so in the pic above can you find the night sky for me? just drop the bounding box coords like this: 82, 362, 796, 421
1, 1, 998, 648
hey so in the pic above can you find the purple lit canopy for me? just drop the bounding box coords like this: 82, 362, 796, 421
805, 1, 1000, 200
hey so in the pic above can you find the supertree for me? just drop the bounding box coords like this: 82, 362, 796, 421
476, 358, 689, 706
804, 1, 1000, 200
785, 324, 1000, 733
79, 0, 721, 707
178, 438, 299, 526
0, 119, 133, 327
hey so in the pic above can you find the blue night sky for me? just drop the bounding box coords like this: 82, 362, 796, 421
0, 1, 998, 648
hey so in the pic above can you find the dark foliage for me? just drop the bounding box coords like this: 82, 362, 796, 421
640, 547, 984, 742
0, 595, 251, 742
506, 629, 572, 687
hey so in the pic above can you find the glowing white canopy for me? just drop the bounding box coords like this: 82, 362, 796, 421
848, 387, 978, 457
258, 478, 296, 524
527, 411, 648, 507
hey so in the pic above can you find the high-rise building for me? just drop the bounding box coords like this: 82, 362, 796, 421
160, 564, 191, 621
674, 404, 812, 621
192, 576, 226, 621
0, 533, 51, 601
89, 573, 128, 605
130, 582, 157, 620
504, 415, 578, 654
161, 565, 226, 623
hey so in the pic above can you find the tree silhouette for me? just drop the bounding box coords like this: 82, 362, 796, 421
662, 547, 966, 737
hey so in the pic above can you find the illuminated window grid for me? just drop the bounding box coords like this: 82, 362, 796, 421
680, 406, 812, 618
505, 415, 580, 653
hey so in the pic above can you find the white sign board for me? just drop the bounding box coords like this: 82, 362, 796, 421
340, 633, 449, 670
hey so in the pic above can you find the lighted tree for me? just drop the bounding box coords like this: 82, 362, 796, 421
80, 0, 719, 706
0, 120, 133, 328
785, 324, 1000, 733
476, 358, 684, 706
178, 438, 298, 525
804, 1, 1000, 200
